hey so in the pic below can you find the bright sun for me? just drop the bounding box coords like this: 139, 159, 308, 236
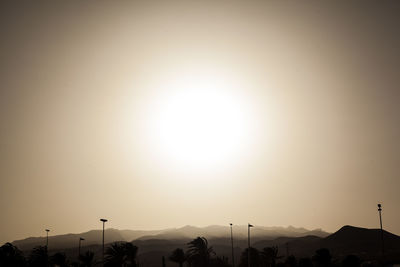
145, 69, 254, 171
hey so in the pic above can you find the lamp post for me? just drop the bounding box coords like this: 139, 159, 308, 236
377, 204, 384, 261
248, 223, 253, 267
100, 219, 108, 266
230, 223, 235, 267
78, 237, 85, 258
45, 229, 50, 250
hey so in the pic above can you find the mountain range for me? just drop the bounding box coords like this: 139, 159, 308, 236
11, 225, 329, 251
10, 225, 400, 266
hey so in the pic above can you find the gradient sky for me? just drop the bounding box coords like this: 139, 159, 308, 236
1, 1, 399, 244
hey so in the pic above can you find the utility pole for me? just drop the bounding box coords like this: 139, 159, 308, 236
45, 229, 50, 250
377, 204, 384, 262
248, 223, 253, 267
78, 237, 85, 258
230, 223, 235, 267
100, 218, 108, 266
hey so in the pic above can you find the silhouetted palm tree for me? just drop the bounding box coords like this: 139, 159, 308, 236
169, 248, 186, 267
28, 246, 48, 267
0, 243, 26, 267
79, 251, 95, 267
186, 237, 215, 267
261, 246, 282, 267
104, 242, 138, 267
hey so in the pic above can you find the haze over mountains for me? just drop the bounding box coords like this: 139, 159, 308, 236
9, 225, 400, 266
12, 225, 329, 251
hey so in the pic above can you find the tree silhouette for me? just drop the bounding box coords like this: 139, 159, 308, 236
238, 247, 261, 267
28, 246, 48, 267
79, 251, 95, 267
104, 242, 138, 267
169, 248, 186, 267
261, 246, 283, 267
0, 243, 26, 267
186, 237, 215, 267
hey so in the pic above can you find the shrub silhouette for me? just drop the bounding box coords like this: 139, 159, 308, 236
28, 246, 48, 267
0, 243, 26, 267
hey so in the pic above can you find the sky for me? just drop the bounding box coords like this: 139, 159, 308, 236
1, 1, 399, 244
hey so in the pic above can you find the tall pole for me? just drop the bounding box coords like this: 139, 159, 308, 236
377, 204, 384, 262
230, 223, 235, 267
100, 219, 108, 266
45, 229, 50, 250
79, 237, 85, 258
248, 223, 253, 267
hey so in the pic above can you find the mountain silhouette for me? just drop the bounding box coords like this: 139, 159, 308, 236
320, 225, 400, 259
11, 229, 162, 251
252, 225, 400, 260
9, 225, 400, 266
11, 225, 328, 251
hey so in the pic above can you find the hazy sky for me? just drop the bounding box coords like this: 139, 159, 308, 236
1, 1, 399, 244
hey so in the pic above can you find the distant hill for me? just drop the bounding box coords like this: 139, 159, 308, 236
136, 225, 330, 241
10, 225, 400, 267
11, 225, 400, 266
11, 225, 328, 251
12, 228, 162, 251
253, 225, 400, 260
320, 225, 400, 260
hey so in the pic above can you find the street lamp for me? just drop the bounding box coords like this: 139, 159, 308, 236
377, 204, 384, 260
248, 223, 253, 267
45, 229, 50, 249
230, 223, 235, 267
78, 237, 85, 258
100, 218, 108, 266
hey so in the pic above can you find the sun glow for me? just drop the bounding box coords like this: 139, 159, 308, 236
145, 69, 255, 172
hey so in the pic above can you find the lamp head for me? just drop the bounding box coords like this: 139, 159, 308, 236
80, 237, 85, 241
45, 229, 50, 232
100, 219, 108, 222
